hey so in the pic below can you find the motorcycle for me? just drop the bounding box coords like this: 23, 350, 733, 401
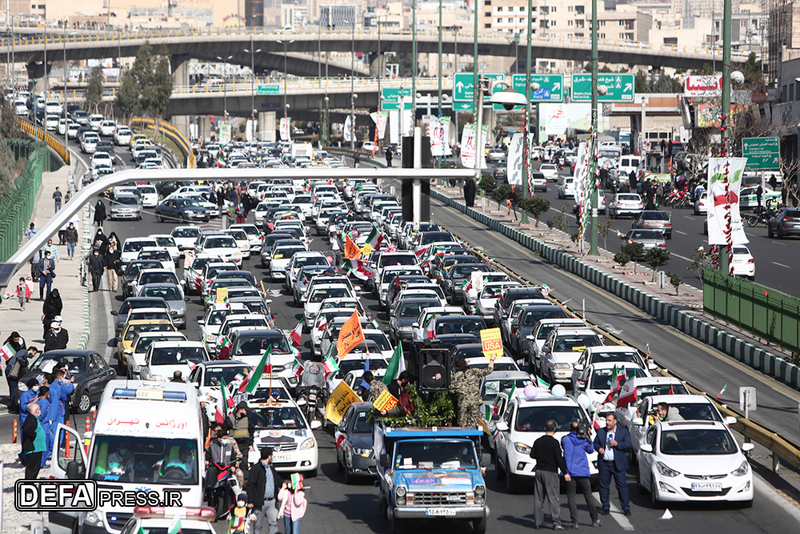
296, 385, 325, 429
206, 458, 242, 520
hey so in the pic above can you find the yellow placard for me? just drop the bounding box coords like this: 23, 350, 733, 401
480, 328, 503, 360
373, 390, 399, 412
324, 381, 361, 425
216, 287, 228, 304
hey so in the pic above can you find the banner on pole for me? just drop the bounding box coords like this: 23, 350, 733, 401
427, 117, 452, 157
279, 117, 291, 142
371, 111, 388, 140
343, 115, 353, 143
507, 133, 523, 185
707, 157, 749, 245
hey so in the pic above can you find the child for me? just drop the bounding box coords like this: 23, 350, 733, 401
16, 277, 30, 310
228, 492, 250, 534
278, 473, 307, 534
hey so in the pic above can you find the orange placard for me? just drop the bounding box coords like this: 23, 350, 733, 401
336, 310, 366, 360
373, 390, 399, 412
344, 235, 362, 260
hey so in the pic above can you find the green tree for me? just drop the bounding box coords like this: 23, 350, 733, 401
596, 217, 615, 250
695, 62, 714, 76
478, 175, 497, 194
148, 44, 173, 117
0, 135, 17, 200
635, 70, 647, 93
743, 52, 763, 90
643, 248, 670, 282
84, 65, 104, 114
623, 242, 644, 272
666, 271, 682, 295
115, 69, 140, 119
519, 197, 551, 226
0, 99, 22, 139
614, 251, 630, 268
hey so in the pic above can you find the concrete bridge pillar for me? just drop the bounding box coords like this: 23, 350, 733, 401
171, 115, 191, 140
171, 55, 191, 88
259, 111, 276, 142
198, 116, 212, 141
369, 54, 386, 79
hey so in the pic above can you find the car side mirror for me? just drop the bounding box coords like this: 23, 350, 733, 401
110, 310, 118, 316
66, 460, 84, 479
741, 443, 754, 452
379, 453, 391, 468
412, 322, 419, 328
640, 443, 653, 453
495, 421, 509, 432
184, 297, 190, 302
725, 416, 737, 425
491, 413, 500, 421
632, 417, 644, 426
113, 337, 120, 344
197, 320, 205, 325
310, 420, 322, 430
648, 362, 657, 371
574, 364, 584, 372
526, 335, 534, 341
480, 452, 492, 468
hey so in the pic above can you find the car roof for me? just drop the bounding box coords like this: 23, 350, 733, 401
645, 394, 714, 404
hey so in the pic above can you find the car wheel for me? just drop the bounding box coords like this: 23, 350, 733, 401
636, 466, 647, 494
650, 474, 662, 508
336, 453, 344, 472
343, 465, 353, 485
768, 225, 774, 238
778, 228, 785, 239
495, 453, 506, 481
505, 459, 521, 494
77, 391, 92, 413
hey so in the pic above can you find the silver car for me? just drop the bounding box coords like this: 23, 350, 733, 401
608, 193, 644, 219
110, 194, 142, 220
620, 229, 666, 258
136, 283, 189, 329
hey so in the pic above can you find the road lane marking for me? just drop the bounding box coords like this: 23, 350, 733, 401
591, 493, 634, 530
754, 476, 800, 520
671, 253, 693, 262
684, 215, 695, 220
675, 230, 687, 235
773, 262, 790, 268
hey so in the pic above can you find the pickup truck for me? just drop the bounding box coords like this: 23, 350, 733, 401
376, 425, 490, 533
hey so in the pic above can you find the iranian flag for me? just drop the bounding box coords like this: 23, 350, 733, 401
382, 341, 405, 386
426, 319, 436, 339
289, 319, 303, 347
237, 370, 252, 393
461, 279, 473, 293
218, 335, 232, 358
414, 244, 431, 257
316, 315, 329, 332
322, 345, 339, 379
592, 412, 603, 431
616, 380, 637, 408
0, 342, 16, 363
217, 156, 227, 167
292, 358, 305, 378
361, 227, 384, 254
245, 345, 272, 394
343, 258, 374, 281
602, 365, 627, 404
215, 378, 235, 423
168, 514, 183, 534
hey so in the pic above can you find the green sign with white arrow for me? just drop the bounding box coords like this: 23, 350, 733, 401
453, 73, 504, 102
511, 74, 564, 103
742, 137, 780, 170
381, 87, 413, 111
570, 73, 635, 103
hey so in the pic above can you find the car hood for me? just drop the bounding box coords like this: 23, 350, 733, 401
395, 470, 479, 491
165, 300, 186, 313
551, 351, 582, 363
394, 317, 417, 328
254, 427, 313, 446
148, 363, 193, 379
655, 452, 746, 474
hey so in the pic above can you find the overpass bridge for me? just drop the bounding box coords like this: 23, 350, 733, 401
2, 25, 747, 82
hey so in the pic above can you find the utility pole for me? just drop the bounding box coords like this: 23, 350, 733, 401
473, 0, 478, 161
437, 0, 443, 168
588, 0, 599, 255
412, 0, 417, 126
63, 22, 67, 157
720, 0, 732, 275
522, 0, 533, 224
44, 23, 48, 100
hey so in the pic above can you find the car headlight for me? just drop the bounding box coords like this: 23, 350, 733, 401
395, 485, 407, 506
513, 442, 531, 454
352, 447, 372, 458
474, 484, 486, 506
732, 460, 750, 477
133, 365, 141, 373
656, 461, 680, 477
299, 438, 315, 450
553, 363, 571, 370
288, 377, 298, 385
400, 326, 412, 331
84, 512, 103, 526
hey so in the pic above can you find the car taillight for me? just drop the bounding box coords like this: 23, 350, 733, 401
748, 258, 754, 263
659, 243, 666, 248
783, 217, 792, 221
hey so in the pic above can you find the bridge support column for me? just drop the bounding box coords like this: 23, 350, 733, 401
369, 54, 386, 78
171, 55, 191, 88
171, 115, 190, 140
198, 116, 212, 141
258, 111, 276, 142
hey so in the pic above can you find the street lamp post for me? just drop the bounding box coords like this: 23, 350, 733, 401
276, 40, 294, 116
342, 19, 356, 148
412, 0, 417, 122
437, 0, 443, 168
216, 55, 233, 121
475, 78, 527, 184
588, 0, 599, 255
351, 93, 358, 151
243, 39, 261, 124
522, 0, 534, 224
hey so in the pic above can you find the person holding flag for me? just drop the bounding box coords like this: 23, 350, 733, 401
223, 401, 255, 484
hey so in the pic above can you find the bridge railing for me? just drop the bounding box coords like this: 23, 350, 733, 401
130, 117, 195, 169
15, 116, 70, 164
1, 25, 754, 59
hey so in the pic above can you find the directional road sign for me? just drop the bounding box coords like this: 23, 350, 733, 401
453, 73, 504, 102
381, 87, 413, 111
511, 74, 564, 103
742, 137, 780, 170
257, 84, 280, 96
570, 73, 635, 103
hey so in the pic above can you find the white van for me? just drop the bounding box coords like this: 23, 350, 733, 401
50, 380, 205, 534
618, 155, 641, 179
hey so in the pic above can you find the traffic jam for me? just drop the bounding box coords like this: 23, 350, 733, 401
37, 169, 754, 534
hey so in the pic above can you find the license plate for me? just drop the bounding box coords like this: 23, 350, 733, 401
273, 453, 291, 462
426, 508, 456, 516
690, 483, 722, 492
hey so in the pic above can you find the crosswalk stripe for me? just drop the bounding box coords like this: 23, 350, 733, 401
592, 492, 635, 530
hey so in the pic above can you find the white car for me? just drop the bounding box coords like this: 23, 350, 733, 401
13, 99, 27, 116
136, 184, 159, 208
637, 420, 753, 505
492, 391, 598, 492
270, 242, 308, 281
526, 319, 587, 369
570, 345, 655, 391
120, 237, 158, 267
608, 193, 645, 218
612, 376, 690, 432
89, 113, 104, 131
122, 506, 217, 534
246, 397, 320, 475
572, 361, 648, 410
148, 234, 181, 265
730, 245, 755, 280
67, 123, 80, 139
197, 303, 249, 352
45, 115, 59, 131
171, 225, 202, 252
557, 177, 576, 199
230, 223, 263, 253
99, 120, 117, 136
225, 228, 252, 259
114, 126, 133, 146
302, 283, 355, 325
80, 133, 99, 154
196, 234, 243, 266
45, 100, 63, 116
694, 191, 708, 215
91, 152, 113, 170
539, 164, 559, 181
57, 118, 70, 135
140, 340, 209, 381
538, 326, 603, 384
188, 359, 252, 418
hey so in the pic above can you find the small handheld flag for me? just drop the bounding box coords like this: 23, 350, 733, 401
716, 384, 727, 399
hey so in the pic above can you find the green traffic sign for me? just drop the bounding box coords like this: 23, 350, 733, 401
742, 137, 780, 170
511, 74, 564, 103
453, 102, 473, 111
381, 87, 413, 110
570, 73, 635, 102
256, 84, 280, 96
453, 73, 504, 102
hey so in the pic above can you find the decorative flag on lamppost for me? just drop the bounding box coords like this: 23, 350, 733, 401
279, 117, 291, 141
507, 133, 524, 186
427, 117, 451, 157
343, 115, 353, 143
370, 111, 388, 142
460, 124, 488, 169
706, 157, 748, 246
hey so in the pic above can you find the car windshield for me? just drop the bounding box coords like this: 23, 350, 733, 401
380, 255, 417, 268
124, 241, 155, 252
310, 287, 350, 302
221, 318, 268, 334
122, 299, 166, 313
134, 335, 184, 354
250, 406, 307, 430
660, 429, 737, 455
482, 378, 533, 400
420, 232, 454, 245
205, 237, 237, 249
264, 234, 293, 246
351, 410, 372, 433
138, 186, 156, 194
631, 230, 663, 240
588, 351, 639, 365
142, 287, 182, 301
150, 346, 206, 366
129, 311, 170, 322
138, 250, 170, 261
658, 403, 722, 423
203, 364, 250, 386
336, 358, 387, 379
636, 383, 689, 398
435, 318, 485, 335
400, 300, 439, 317
89, 436, 198, 484
296, 256, 328, 268
30, 354, 87, 374
125, 323, 174, 341
553, 334, 601, 352
174, 199, 200, 208
453, 264, 492, 278
140, 273, 176, 285
154, 237, 176, 247
522, 308, 569, 326
642, 212, 668, 221
394, 440, 476, 469
226, 230, 247, 240
618, 194, 640, 202
590, 367, 640, 389
236, 335, 289, 355
515, 405, 588, 432
273, 246, 305, 258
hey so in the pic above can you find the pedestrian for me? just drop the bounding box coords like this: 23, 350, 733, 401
381, 371, 415, 417
206, 427, 244, 498
93, 199, 106, 228
42, 288, 63, 338
43, 238, 60, 262
353, 151, 360, 168
769, 174, 778, 191
530, 419, 569, 530
660, 139, 666, 154
245, 447, 283, 534
4, 331, 26, 352
593, 413, 632, 517
93, 229, 109, 253
385, 146, 393, 167
44, 322, 69, 351
463, 178, 476, 208
53, 187, 63, 212
25, 223, 38, 241
278, 474, 307, 534
5, 347, 36, 413
562, 421, 602, 528
64, 190, 71, 203
22, 403, 47, 479
756, 184, 763, 211
88, 247, 105, 291
449, 357, 495, 426
16, 277, 30, 310
37, 250, 56, 300
35, 385, 52, 468
65, 222, 78, 260
365, 371, 388, 403
105, 241, 121, 292
224, 401, 255, 482
107, 231, 121, 250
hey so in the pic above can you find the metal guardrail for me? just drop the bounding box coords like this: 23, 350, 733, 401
0, 140, 47, 261
0, 25, 751, 59
15, 116, 70, 164
429, 195, 800, 474
129, 117, 195, 169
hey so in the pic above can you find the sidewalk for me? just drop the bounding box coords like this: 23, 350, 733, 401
0, 161, 91, 412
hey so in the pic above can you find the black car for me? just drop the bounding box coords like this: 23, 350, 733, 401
492, 286, 548, 328
336, 402, 377, 483
19, 350, 116, 413
768, 208, 800, 239
155, 198, 210, 223
389, 297, 441, 344
96, 140, 116, 157
156, 180, 194, 198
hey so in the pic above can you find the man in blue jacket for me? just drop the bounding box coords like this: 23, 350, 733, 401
563, 421, 601, 528
593, 413, 632, 516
